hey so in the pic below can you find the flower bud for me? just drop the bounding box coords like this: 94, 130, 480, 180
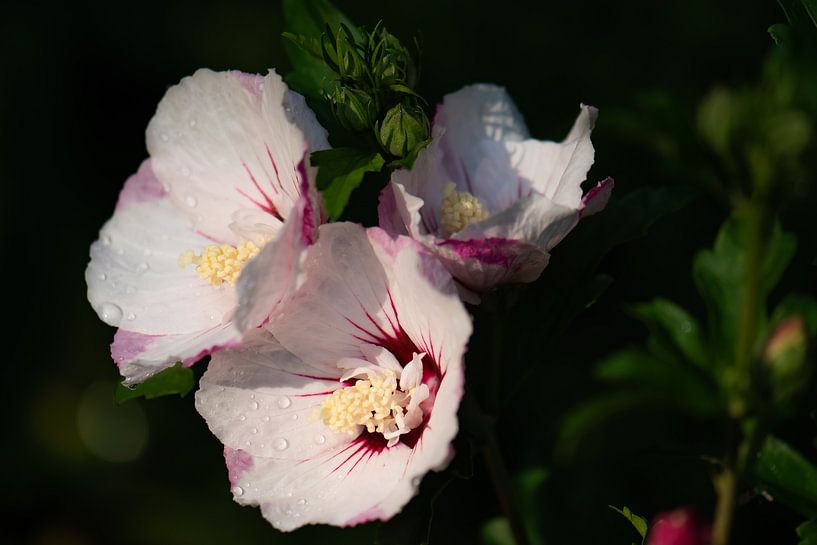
763, 315, 809, 403
376, 102, 429, 158
648, 508, 711, 545
332, 87, 376, 132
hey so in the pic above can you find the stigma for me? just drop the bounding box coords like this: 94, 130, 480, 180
439, 182, 489, 237
178, 241, 261, 286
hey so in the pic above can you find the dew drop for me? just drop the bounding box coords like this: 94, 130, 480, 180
189, 119, 197, 127
251, 401, 259, 410
135, 262, 149, 274
412, 477, 421, 487
239, 414, 246, 421
297, 499, 307, 506
143, 249, 152, 257
97, 273, 107, 281
101, 234, 112, 245
232, 486, 244, 497
251, 427, 258, 434
285, 508, 293, 515
160, 133, 169, 142
100, 303, 123, 325
273, 438, 289, 451
185, 195, 198, 207
262, 416, 270, 422
291, 414, 298, 421
127, 313, 136, 321
277, 397, 291, 409
116, 248, 125, 256
314, 434, 326, 445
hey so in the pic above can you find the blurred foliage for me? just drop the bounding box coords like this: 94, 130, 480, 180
3, 0, 817, 545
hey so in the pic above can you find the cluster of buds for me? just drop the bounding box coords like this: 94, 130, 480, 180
287, 22, 429, 158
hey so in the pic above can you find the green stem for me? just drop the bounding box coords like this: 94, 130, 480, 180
712, 200, 770, 545
483, 430, 532, 545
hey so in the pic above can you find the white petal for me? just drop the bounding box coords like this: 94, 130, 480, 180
85, 160, 237, 335
507, 104, 597, 210
146, 69, 328, 242
112, 324, 240, 385
359, 344, 403, 372
196, 329, 346, 460
232, 171, 319, 332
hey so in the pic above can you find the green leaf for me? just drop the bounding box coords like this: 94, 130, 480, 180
114, 363, 195, 404
282, 0, 361, 102
798, 520, 817, 545
768, 23, 792, 45
753, 435, 817, 518
631, 298, 708, 369
609, 505, 648, 544
480, 517, 516, 545
311, 147, 385, 220
693, 215, 796, 357
594, 349, 719, 416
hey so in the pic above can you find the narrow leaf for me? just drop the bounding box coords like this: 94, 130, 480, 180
753, 435, 817, 518
115, 363, 195, 404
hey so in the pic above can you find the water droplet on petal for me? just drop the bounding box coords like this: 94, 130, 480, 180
116, 248, 125, 256
239, 414, 246, 421
127, 313, 136, 321
273, 438, 288, 451
277, 397, 291, 409
100, 303, 123, 325
185, 195, 198, 207
251, 428, 258, 434
291, 414, 298, 421
262, 416, 270, 422
232, 486, 244, 497
135, 262, 149, 274
101, 234, 112, 245
314, 435, 326, 445
297, 499, 307, 506
189, 119, 197, 128
160, 133, 169, 142
143, 249, 152, 257
97, 273, 107, 281
251, 401, 259, 410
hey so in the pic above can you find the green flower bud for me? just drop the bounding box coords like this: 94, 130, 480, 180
763, 315, 810, 403
376, 102, 429, 158
332, 87, 376, 132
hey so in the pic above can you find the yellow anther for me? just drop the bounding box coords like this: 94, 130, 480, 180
318, 370, 417, 437
439, 182, 489, 237
178, 241, 260, 286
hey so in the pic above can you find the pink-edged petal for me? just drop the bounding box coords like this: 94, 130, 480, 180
388, 139, 449, 236
232, 160, 320, 332
146, 69, 328, 242
455, 191, 579, 252
433, 237, 549, 292
86, 160, 237, 335
580, 176, 615, 217
112, 324, 240, 385
195, 330, 347, 460
506, 104, 597, 210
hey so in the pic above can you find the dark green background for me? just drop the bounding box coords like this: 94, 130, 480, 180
2, 1, 813, 544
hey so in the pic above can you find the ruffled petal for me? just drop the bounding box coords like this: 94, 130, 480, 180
86, 160, 237, 336
433, 237, 549, 292
146, 69, 328, 242
112, 325, 240, 385
506, 104, 597, 210
232, 159, 321, 332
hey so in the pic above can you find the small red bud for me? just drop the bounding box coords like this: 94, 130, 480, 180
647, 508, 711, 545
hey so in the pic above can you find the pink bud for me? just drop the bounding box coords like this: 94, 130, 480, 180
647, 508, 711, 545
